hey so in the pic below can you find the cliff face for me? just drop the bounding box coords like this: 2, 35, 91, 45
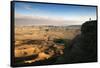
64, 20, 97, 63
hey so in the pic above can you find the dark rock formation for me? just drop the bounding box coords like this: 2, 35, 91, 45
64, 20, 97, 63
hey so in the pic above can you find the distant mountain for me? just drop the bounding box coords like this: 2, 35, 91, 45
67, 25, 81, 29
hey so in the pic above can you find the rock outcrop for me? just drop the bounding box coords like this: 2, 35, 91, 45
64, 20, 97, 63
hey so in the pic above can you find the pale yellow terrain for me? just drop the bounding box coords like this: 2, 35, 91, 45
14, 26, 80, 63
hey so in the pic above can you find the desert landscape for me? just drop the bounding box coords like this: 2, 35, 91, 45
12, 2, 97, 66
14, 25, 81, 64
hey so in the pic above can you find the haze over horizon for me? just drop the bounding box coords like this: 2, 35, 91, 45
14, 2, 97, 26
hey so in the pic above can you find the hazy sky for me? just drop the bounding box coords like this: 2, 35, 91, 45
14, 2, 97, 26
